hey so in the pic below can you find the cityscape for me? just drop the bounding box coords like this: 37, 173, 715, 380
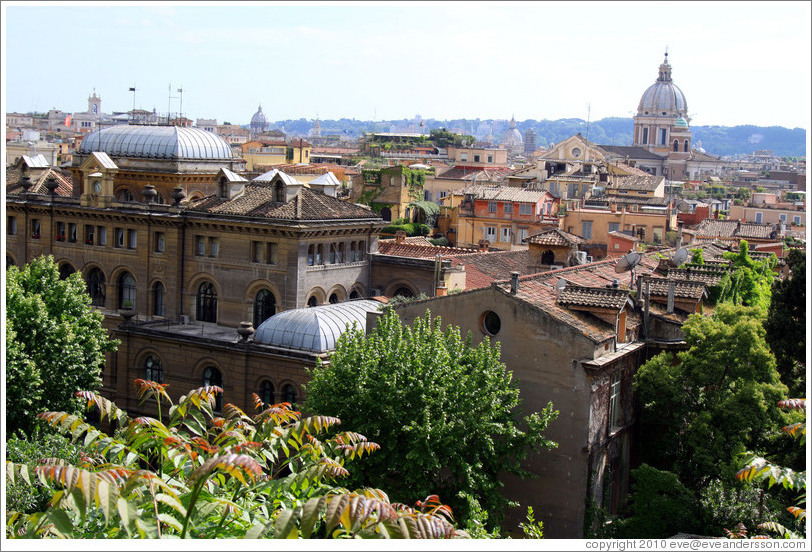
3, 1, 809, 546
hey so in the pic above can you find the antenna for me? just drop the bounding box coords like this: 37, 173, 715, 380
669, 247, 688, 267
177, 86, 183, 119
614, 251, 641, 287
128, 85, 137, 123
555, 278, 567, 293
585, 102, 591, 141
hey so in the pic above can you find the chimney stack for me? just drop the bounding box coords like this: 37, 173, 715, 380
510, 271, 519, 295
435, 284, 447, 297
479, 239, 490, 251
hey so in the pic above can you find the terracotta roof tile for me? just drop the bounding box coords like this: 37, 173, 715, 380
526, 228, 585, 246
608, 175, 664, 192
558, 284, 630, 309
639, 277, 707, 300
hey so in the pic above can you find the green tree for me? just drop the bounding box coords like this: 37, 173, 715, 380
715, 241, 776, 310
6, 381, 469, 539
304, 309, 558, 528
634, 303, 787, 487
764, 248, 806, 395
5, 255, 119, 436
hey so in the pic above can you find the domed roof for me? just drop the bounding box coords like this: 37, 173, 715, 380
77, 125, 233, 160
254, 300, 382, 353
501, 116, 524, 150
637, 53, 688, 117
251, 105, 269, 129
675, 116, 689, 128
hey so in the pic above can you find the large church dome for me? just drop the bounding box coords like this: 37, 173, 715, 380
500, 116, 524, 156
637, 53, 687, 118
250, 105, 269, 133
77, 125, 234, 160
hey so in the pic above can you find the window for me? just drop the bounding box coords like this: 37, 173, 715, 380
127, 229, 137, 249
503, 202, 513, 214
608, 222, 620, 233
485, 226, 497, 240
59, 263, 75, 280
642, 128, 648, 144
282, 384, 297, 405
349, 242, 356, 262
115, 228, 124, 248
460, 153, 468, 162
356, 241, 365, 260
85, 225, 95, 245
329, 244, 336, 264
500, 227, 511, 242
145, 355, 163, 384
659, 128, 667, 145
307, 245, 315, 266
196, 282, 217, 323
87, 268, 105, 306
609, 373, 622, 431
436, 191, 448, 201
481, 311, 501, 336
267, 243, 278, 264
517, 228, 528, 242
337, 243, 345, 263
118, 272, 136, 309
684, 140, 689, 152
209, 238, 219, 257
55, 221, 66, 241
307, 296, 318, 307
581, 220, 593, 240
97, 226, 106, 246
755, 212, 763, 224
673, 140, 679, 152
7, 216, 16, 236
203, 366, 223, 411
152, 282, 165, 317
350, 290, 361, 300
329, 293, 339, 304
519, 204, 532, 215
779, 213, 787, 223
488, 201, 497, 213
195, 236, 205, 256
260, 381, 275, 407
793, 215, 801, 225
316, 244, 323, 264
424, 190, 431, 201
155, 232, 165, 252
253, 289, 276, 327
68, 223, 77, 243
487, 155, 493, 163
474, 154, 480, 163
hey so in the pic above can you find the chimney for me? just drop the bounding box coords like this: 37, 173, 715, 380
611, 203, 617, 213
395, 230, 407, 244
479, 239, 490, 251
435, 284, 447, 297
510, 271, 519, 295
667, 281, 675, 314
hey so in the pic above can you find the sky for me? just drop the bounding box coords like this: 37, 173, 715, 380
2, 1, 811, 130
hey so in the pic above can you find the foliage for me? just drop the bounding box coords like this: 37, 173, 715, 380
429, 237, 450, 247
519, 507, 545, 539
5, 255, 119, 436
697, 479, 777, 536
381, 222, 431, 237
614, 464, 698, 538
716, 241, 776, 310
634, 303, 787, 487
764, 248, 806, 395
732, 399, 806, 539
386, 292, 430, 306
689, 248, 705, 265
6, 380, 470, 539
429, 128, 475, 148
305, 309, 558, 528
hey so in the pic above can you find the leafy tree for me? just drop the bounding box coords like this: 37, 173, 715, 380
634, 303, 787, 487
716, 241, 776, 310
304, 309, 558, 528
6, 380, 470, 539
764, 248, 806, 395
5, 255, 119, 436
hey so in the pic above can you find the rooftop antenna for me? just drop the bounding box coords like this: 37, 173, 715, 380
614, 250, 641, 287
177, 85, 184, 119
669, 247, 688, 267
555, 278, 567, 294
585, 102, 591, 141
128, 85, 137, 124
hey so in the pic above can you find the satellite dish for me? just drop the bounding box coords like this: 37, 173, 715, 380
670, 247, 688, 267
614, 251, 641, 273
555, 278, 567, 292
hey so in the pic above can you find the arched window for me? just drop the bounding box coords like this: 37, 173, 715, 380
196, 282, 217, 322
356, 241, 365, 261
307, 296, 318, 307
380, 207, 392, 222
329, 244, 336, 264
59, 262, 75, 280
152, 282, 165, 317
684, 140, 689, 152
329, 293, 339, 304
260, 380, 275, 407
254, 289, 276, 327
118, 272, 136, 309
203, 366, 223, 411
349, 242, 356, 262
87, 268, 106, 307
349, 290, 360, 300
541, 249, 555, 265
144, 355, 163, 383
673, 140, 679, 152
393, 287, 414, 299
282, 384, 297, 405
337, 243, 345, 263
117, 189, 135, 202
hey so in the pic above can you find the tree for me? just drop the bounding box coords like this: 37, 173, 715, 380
634, 303, 787, 487
764, 248, 806, 395
715, 241, 776, 310
6, 380, 470, 539
5, 255, 119, 436
304, 309, 558, 528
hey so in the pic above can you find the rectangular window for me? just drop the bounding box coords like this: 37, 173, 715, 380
155, 232, 165, 252
500, 227, 511, 242
55, 221, 66, 241
779, 213, 787, 223
436, 191, 448, 201
127, 229, 137, 249
503, 202, 513, 214
755, 212, 763, 224
307, 245, 315, 265
31, 219, 41, 239
424, 190, 431, 201
793, 215, 801, 225
517, 228, 529, 243
519, 204, 533, 215
68, 223, 77, 243
608, 222, 620, 233
488, 201, 497, 213
85, 225, 95, 245
8, 216, 17, 236
659, 128, 667, 145
115, 228, 124, 248
316, 244, 323, 264
209, 238, 219, 257
349, 242, 356, 263
460, 153, 468, 162
195, 236, 205, 256
487, 155, 493, 163
329, 244, 336, 264
474, 154, 480, 163
357, 241, 365, 260
609, 373, 622, 431
485, 226, 497, 240
581, 220, 593, 240
336, 243, 344, 263
642, 128, 648, 144
97, 226, 106, 246
267, 242, 278, 264
253, 241, 265, 263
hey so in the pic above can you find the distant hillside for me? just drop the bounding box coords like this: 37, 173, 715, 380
272, 117, 807, 158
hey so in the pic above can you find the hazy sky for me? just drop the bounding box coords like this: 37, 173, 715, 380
3, 1, 810, 129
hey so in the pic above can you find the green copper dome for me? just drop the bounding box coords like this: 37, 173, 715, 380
675, 116, 689, 128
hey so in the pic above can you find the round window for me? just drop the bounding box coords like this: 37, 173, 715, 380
481, 311, 501, 336
571, 147, 582, 158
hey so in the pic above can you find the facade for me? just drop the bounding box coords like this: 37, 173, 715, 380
560, 203, 674, 247
240, 139, 312, 171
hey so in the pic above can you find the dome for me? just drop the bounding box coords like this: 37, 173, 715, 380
675, 116, 689, 128
77, 125, 233, 160
250, 105, 269, 132
500, 116, 523, 154
254, 300, 382, 353
637, 53, 688, 117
